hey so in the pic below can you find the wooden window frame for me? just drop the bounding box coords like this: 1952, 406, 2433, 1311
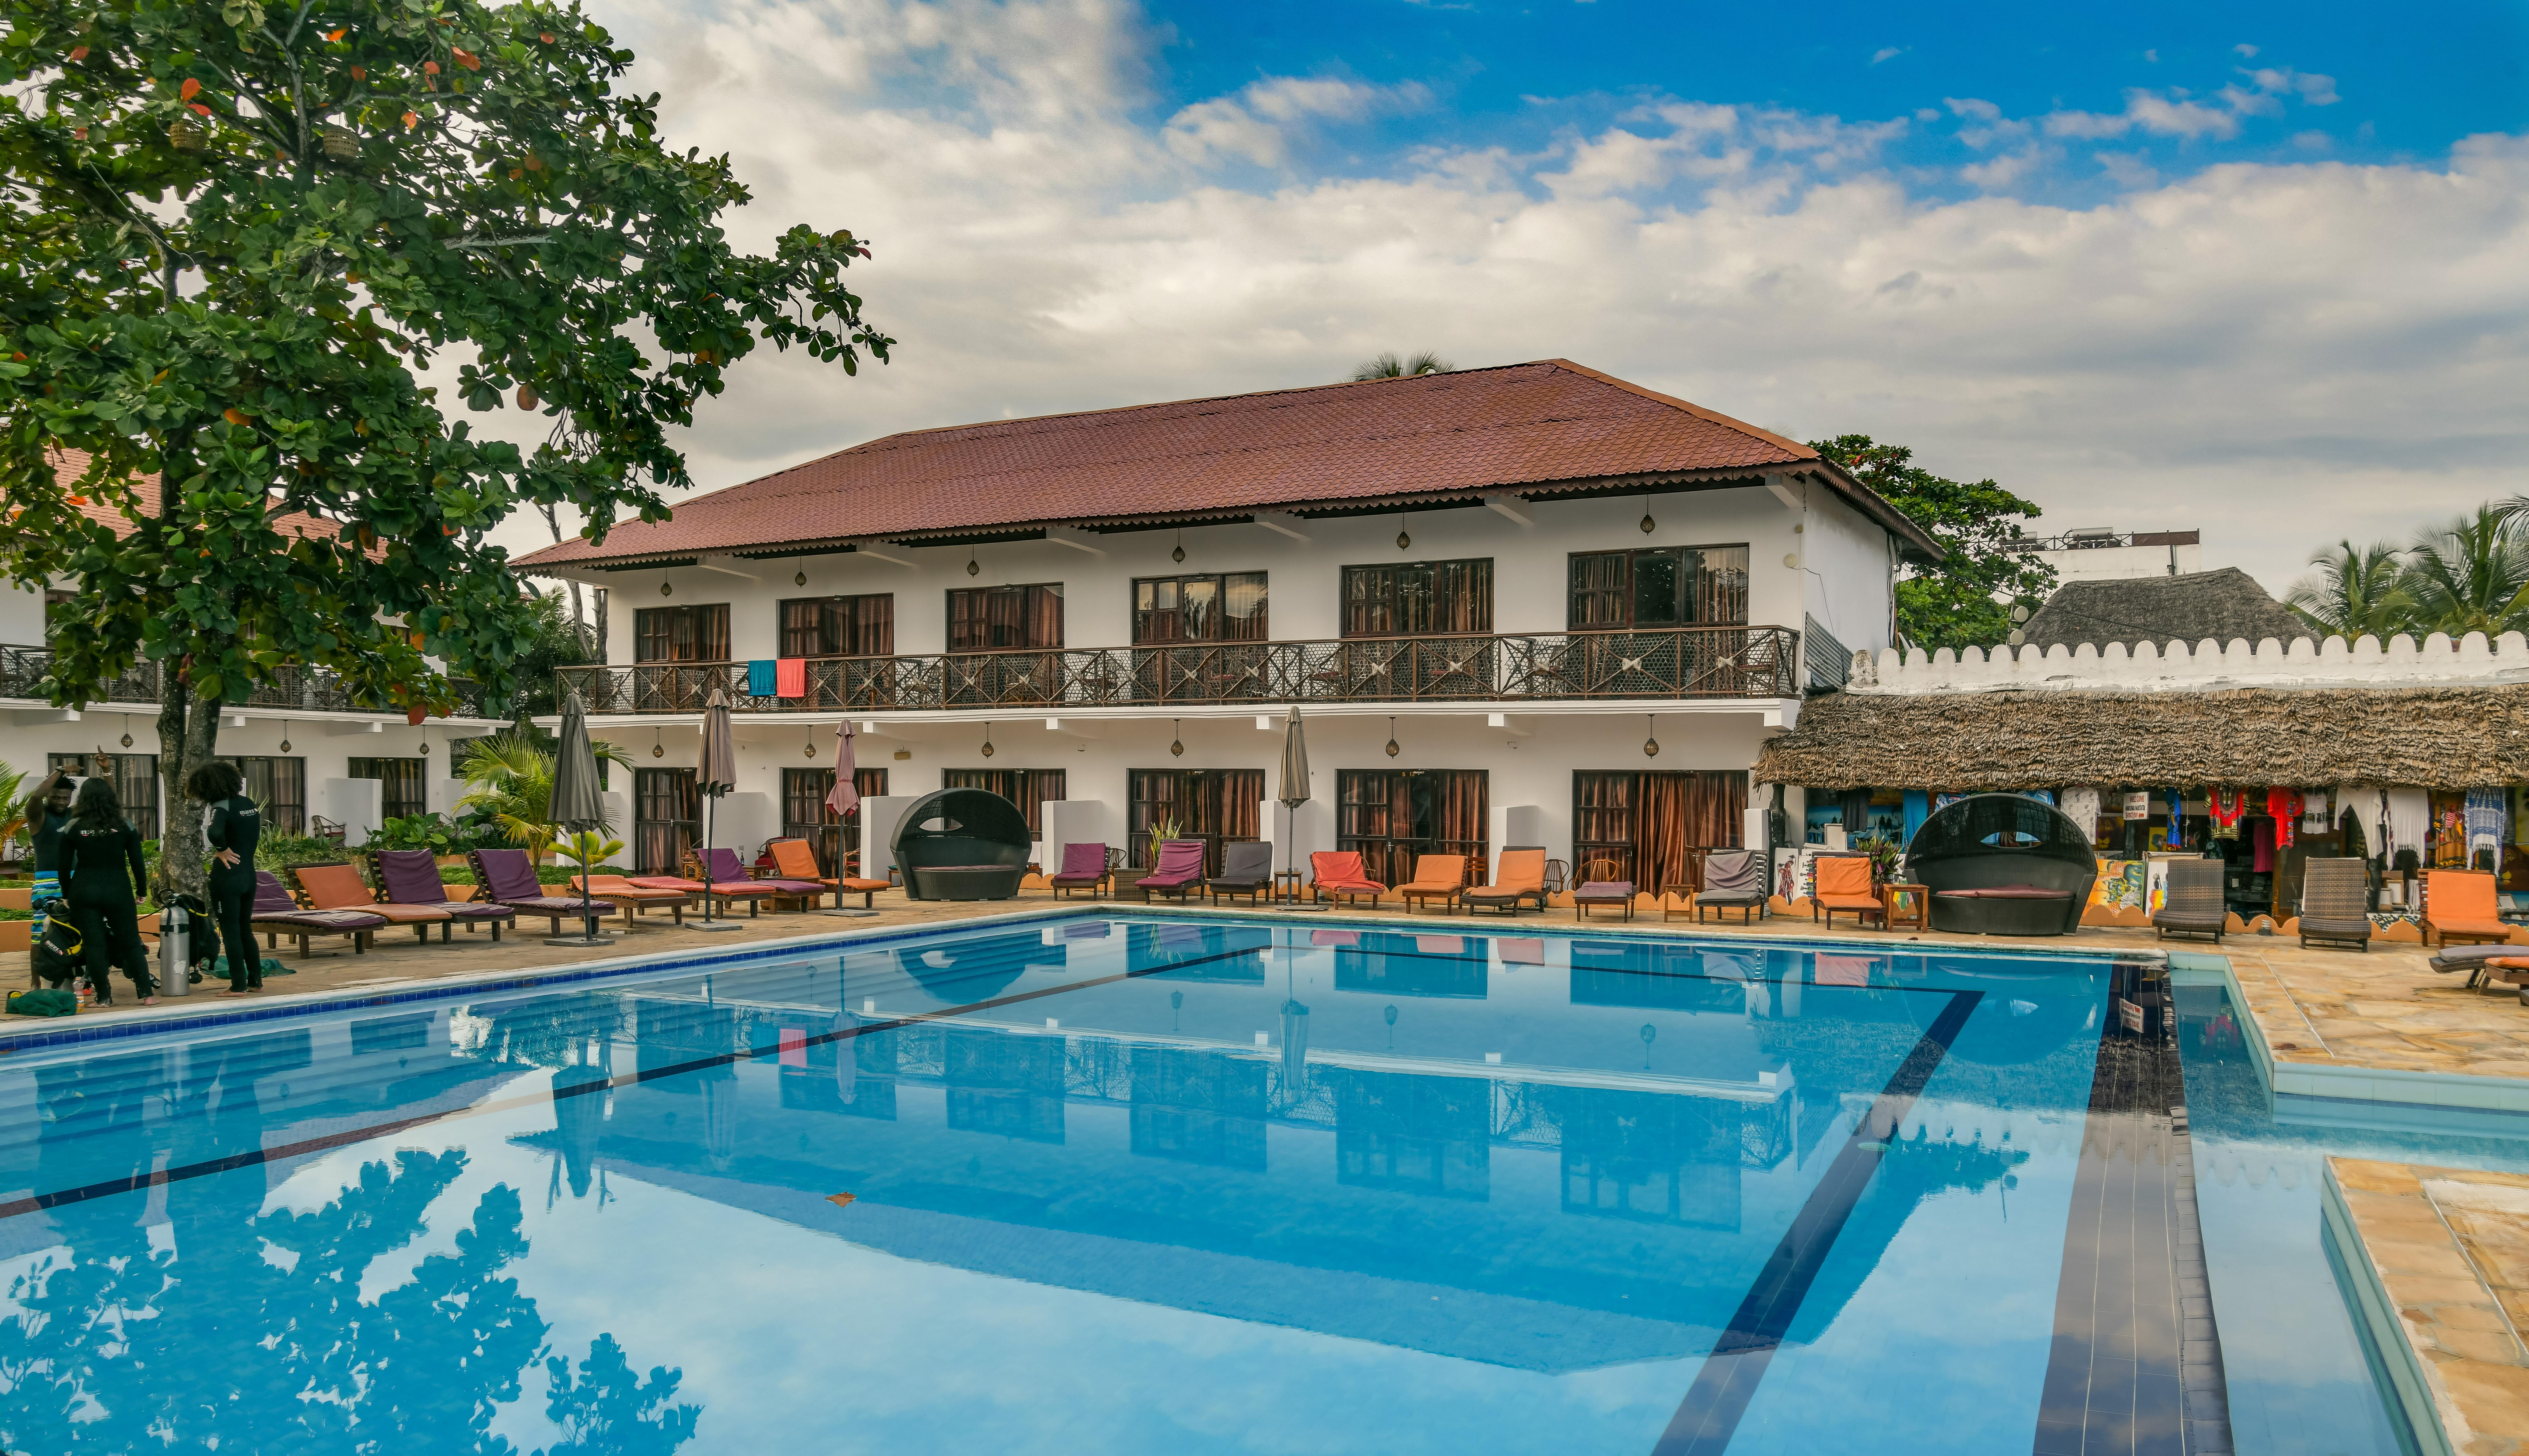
634, 603, 731, 663
947, 583, 1065, 652
778, 593, 895, 659
1340, 558, 1494, 639
1566, 544, 1751, 631
1131, 572, 1269, 645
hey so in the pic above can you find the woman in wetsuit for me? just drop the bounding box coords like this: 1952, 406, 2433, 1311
188, 760, 263, 993
61, 777, 154, 1005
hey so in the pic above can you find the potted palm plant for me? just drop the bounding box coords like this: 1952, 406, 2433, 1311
457, 730, 633, 861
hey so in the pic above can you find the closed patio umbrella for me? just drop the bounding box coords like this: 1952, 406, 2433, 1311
1275, 706, 1324, 910
547, 688, 613, 946
821, 722, 879, 917
693, 683, 742, 932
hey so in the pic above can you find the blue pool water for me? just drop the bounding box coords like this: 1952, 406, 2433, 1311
0, 915, 2498, 1453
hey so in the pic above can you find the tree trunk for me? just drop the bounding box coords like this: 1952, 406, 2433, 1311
154, 674, 222, 902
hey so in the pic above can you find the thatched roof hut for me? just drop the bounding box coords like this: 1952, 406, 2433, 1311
1756, 684, 2529, 791
2021, 567, 2306, 652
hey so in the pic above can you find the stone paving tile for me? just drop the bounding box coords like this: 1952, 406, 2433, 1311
2331, 1157, 2529, 1456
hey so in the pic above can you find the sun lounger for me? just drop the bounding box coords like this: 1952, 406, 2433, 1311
251, 870, 386, 956
295, 863, 456, 943
2431, 942, 2529, 989
572, 874, 695, 926
1049, 841, 1111, 900
766, 838, 892, 909
374, 850, 517, 941
2298, 857, 2373, 951
630, 847, 784, 917
1461, 847, 1549, 916
1309, 850, 1386, 909
708, 846, 827, 909
1204, 841, 1276, 906
2424, 869, 2513, 947
1574, 860, 1636, 921
1397, 854, 1468, 915
1138, 839, 1207, 902
1690, 848, 1767, 925
1810, 855, 1882, 930
471, 849, 614, 935
2152, 859, 2228, 943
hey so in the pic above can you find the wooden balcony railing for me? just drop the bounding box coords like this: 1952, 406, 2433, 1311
0, 644, 489, 718
556, 626, 1802, 714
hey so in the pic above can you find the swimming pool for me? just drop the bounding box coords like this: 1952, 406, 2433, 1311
0, 913, 2478, 1453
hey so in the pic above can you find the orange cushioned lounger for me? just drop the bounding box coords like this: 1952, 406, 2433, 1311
1810, 855, 1883, 930
2424, 869, 2512, 947
296, 863, 454, 943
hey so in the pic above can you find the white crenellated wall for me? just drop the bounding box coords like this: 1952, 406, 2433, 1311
1848, 630, 2529, 695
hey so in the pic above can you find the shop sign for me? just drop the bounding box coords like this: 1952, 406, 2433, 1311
2123, 792, 2152, 821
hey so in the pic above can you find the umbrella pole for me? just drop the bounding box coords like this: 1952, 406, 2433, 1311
693, 790, 742, 932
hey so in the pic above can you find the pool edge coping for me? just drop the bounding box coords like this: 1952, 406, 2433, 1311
2172, 953, 2529, 1117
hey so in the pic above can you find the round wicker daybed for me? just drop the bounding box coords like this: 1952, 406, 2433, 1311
1903, 794, 2099, 937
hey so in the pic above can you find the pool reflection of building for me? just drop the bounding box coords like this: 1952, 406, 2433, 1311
495, 928, 2063, 1372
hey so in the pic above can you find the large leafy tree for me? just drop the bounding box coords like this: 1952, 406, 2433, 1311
0, 0, 889, 896
1809, 434, 2055, 650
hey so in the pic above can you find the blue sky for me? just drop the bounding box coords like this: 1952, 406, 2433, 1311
493, 0, 2529, 595
1146, 0, 2520, 186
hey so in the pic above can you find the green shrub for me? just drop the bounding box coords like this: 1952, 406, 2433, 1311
0, 907, 29, 922
258, 832, 349, 870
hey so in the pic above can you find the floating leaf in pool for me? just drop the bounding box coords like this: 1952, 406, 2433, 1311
827, 1192, 856, 1208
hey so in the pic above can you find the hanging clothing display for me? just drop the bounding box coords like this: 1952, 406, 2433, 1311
2385, 789, 2429, 867
2339, 804, 2368, 862
2300, 788, 2333, 835
2165, 787, 2187, 849
1935, 792, 1968, 813
2250, 817, 2275, 873
2464, 787, 2508, 869
2431, 792, 2467, 868
2059, 787, 2102, 841
2209, 789, 2248, 839
2514, 786, 2529, 846
2265, 787, 2300, 849
2337, 785, 2384, 864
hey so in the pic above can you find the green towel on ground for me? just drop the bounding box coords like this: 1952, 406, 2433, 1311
212, 955, 295, 977
7, 988, 78, 1017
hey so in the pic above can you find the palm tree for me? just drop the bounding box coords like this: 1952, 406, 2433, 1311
2285, 540, 2418, 640
456, 731, 631, 859
1346, 350, 1453, 382
2404, 504, 2529, 639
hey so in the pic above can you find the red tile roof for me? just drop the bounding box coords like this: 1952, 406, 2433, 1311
42, 447, 362, 550
517, 359, 1939, 570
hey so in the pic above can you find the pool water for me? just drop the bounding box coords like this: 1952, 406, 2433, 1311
0, 916, 2489, 1453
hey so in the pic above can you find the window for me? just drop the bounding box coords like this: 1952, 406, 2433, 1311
1128, 768, 1263, 874
779, 594, 895, 658
1337, 769, 1489, 889
634, 603, 730, 663
1133, 573, 1268, 644
783, 766, 887, 875
634, 767, 699, 875
347, 758, 427, 821
1568, 545, 1749, 629
1571, 770, 1748, 893
232, 756, 307, 835
1342, 559, 1492, 637
942, 769, 1066, 838
947, 584, 1063, 652
47, 752, 159, 839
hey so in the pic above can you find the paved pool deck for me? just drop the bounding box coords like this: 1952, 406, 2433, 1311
2326, 1158, 2529, 1456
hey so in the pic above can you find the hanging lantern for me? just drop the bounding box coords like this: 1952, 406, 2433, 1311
981, 724, 995, 759
659, 581, 673, 597
966, 552, 980, 577
804, 741, 818, 759
1170, 719, 1184, 758
1385, 716, 1400, 758
1640, 494, 1656, 534
651, 727, 664, 759
119, 715, 133, 748
795, 571, 808, 587
1643, 714, 1660, 758
1395, 530, 1410, 551
418, 740, 430, 757
278, 723, 293, 753
1172, 530, 1186, 564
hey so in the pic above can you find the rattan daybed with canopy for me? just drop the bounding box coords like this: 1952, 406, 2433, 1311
891, 788, 1032, 901
1903, 794, 2099, 936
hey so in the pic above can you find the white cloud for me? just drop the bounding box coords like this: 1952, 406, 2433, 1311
2292, 130, 2333, 152
2094, 150, 2159, 188
2047, 88, 2247, 140
1870, 46, 1906, 65
2144, 49, 2159, 63
1164, 75, 1429, 167
496, 0, 2529, 599
1945, 97, 2002, 121
2234, 43, 2260, 58
2245, 66, 2340, 106
1960, 146, 2050, 190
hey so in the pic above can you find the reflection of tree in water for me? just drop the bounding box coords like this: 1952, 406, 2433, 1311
0, 1150, 698, 1454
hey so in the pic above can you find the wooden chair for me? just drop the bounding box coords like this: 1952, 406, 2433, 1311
1309, 850, 1387, 909
1462, 848, 1549, 916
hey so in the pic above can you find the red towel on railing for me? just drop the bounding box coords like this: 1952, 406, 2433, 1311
775, 657, 805, 698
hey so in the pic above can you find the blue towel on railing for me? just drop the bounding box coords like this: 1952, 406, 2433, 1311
747, 660, 776, 697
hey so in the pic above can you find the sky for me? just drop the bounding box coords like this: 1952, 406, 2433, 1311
489, 0, 2529, 597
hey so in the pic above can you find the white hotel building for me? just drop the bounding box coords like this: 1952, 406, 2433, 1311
517, 361, 1937, 894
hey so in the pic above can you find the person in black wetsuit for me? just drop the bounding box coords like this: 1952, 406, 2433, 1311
61, 776, 156, 1005
188, 759, 263, 993
26, 768, 76, 940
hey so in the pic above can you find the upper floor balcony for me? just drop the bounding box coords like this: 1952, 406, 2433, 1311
555, 624, 1804, 715
0, 643, 492, 719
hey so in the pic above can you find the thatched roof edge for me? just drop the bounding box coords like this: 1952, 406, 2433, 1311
1756, 683, 2529, 791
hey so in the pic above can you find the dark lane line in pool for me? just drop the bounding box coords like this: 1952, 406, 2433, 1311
1650, 988, 1983, 1456
0, 945, 1262, 1222
2031, 981, 2234, 1456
